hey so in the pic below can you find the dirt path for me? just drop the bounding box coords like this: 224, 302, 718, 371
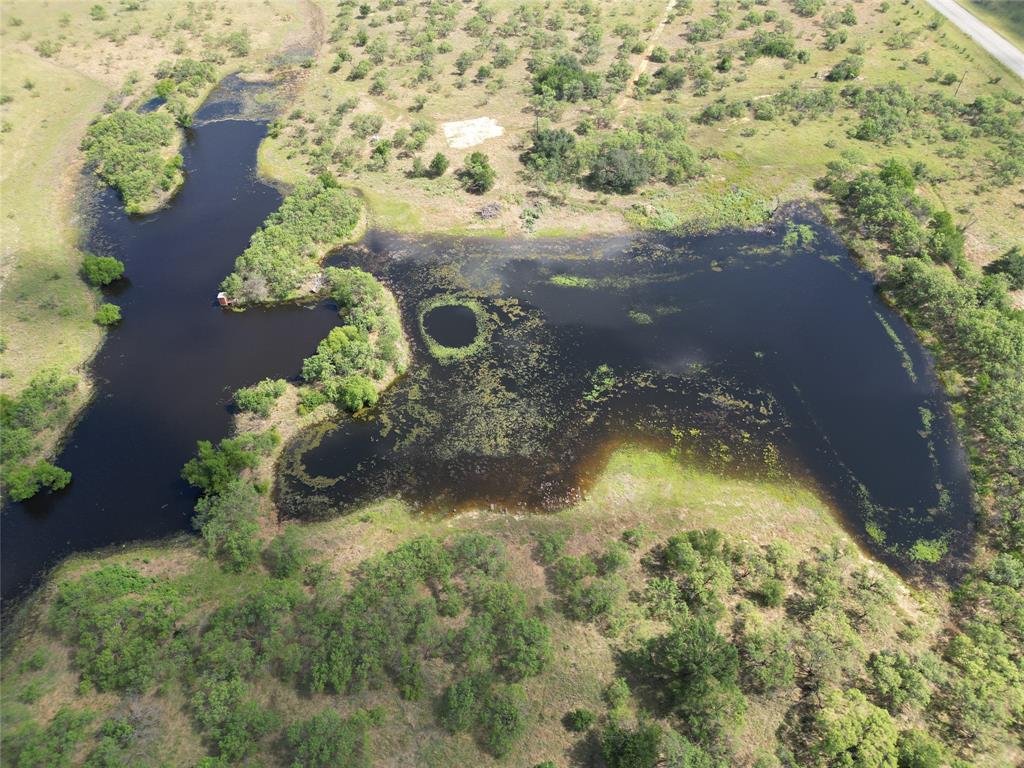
618, 0, 677, 109
925, 0, 1024, 79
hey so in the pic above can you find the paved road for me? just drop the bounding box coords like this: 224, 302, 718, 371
925, 0, 1024, 79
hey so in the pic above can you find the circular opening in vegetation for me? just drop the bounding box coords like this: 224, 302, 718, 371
423, 304, 478, 349
418, 296, 489, 362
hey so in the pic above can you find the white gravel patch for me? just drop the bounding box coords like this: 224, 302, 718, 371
442, 117, 505, 149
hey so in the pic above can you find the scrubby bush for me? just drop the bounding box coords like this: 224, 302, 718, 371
265, 526, 309, 578
81, 254, 125, 286
94, 303, 122, 326
827, 55, 863, 82
480, 685, 527, 757
2, 707, 94, 768
233, 378, 286, 417
459, 152, 496, 193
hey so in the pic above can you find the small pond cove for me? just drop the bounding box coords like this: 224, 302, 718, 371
0, 79, 974, 608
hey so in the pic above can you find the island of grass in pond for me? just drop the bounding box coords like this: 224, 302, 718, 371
276, 221, 973, 567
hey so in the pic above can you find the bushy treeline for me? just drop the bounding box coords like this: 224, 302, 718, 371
822, 157, 1023, 757
13, 531, 550, 765
299, 266, 405, 413
82, 111, 182, 213
15, 521, 1018, 765
220, 175, 362, 302
0, 370, 76, 501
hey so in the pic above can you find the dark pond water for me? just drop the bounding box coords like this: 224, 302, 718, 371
423, 304, 479, 348
0, 106, 339, 604
277, 228, 973, 567
1, 86, 974, 605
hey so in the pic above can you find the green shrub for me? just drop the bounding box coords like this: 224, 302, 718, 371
459, 151, 496, 194
264, 526, 309, 578
600, 721, 663, 768
81, 254, 125, 286
94, 303, 122, 326
564, 707, 596, 732
233, 378, 286, 417
82, 111, 181, 212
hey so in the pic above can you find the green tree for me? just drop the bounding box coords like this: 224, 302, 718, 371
81, 254, 125, 286
645, 618, 745, 737
521, 128, 579, 183
181, 431, 278, 495
895, 730, 945, 768
3, 460, 71, 502
808, 688, 898, 768
192, 478, 262, 572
